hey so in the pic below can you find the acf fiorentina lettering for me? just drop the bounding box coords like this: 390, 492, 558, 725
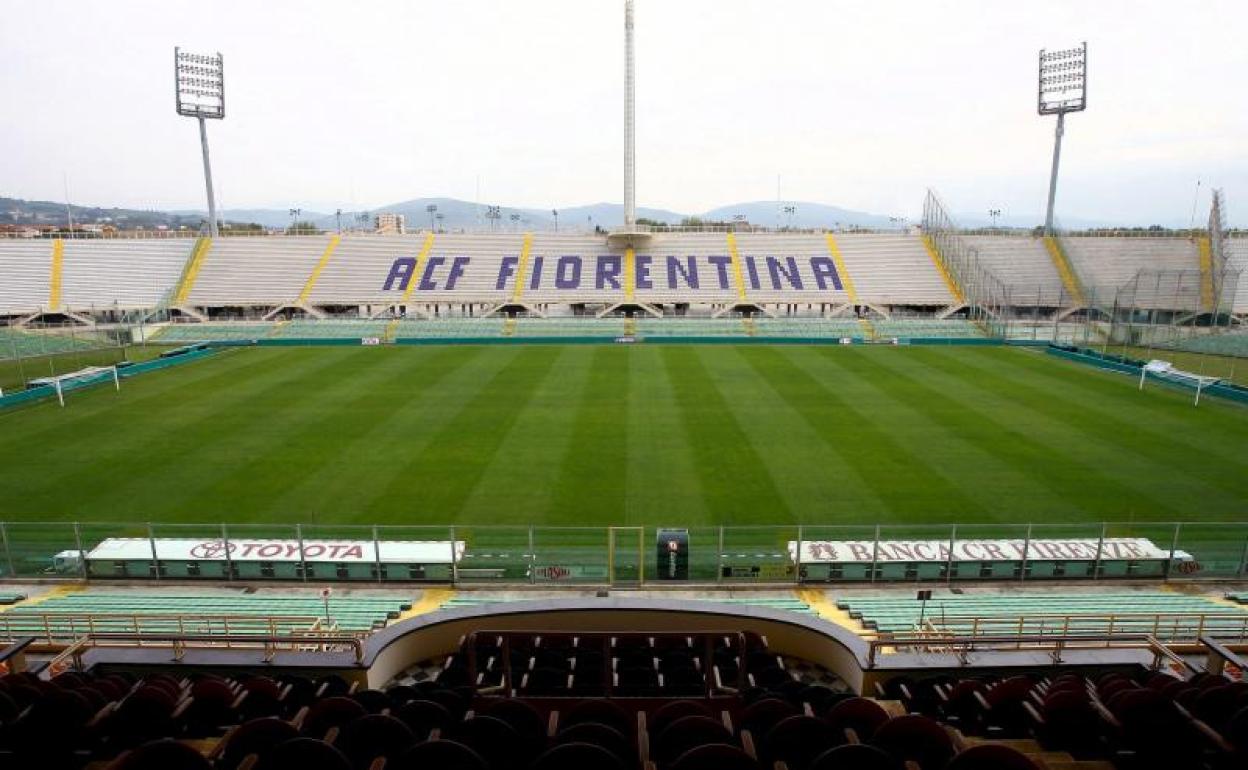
381, 254, 844, 293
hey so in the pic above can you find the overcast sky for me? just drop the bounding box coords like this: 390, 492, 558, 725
3, 0, 1246, 225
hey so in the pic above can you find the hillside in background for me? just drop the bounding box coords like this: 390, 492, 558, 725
3, 194, 1137, 232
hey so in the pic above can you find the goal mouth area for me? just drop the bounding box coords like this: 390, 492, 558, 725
27, 365, 120, 406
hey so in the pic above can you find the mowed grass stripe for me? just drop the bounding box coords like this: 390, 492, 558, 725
977, 347, 1248, 458
120, 347, 413, 518
907, 349, 1198, 519
0, 349, 359, 515
294, 347, 504, 520
0, 347, 267, 446
375, 346, 563, 519
941, 349, 1248, 499
660, 347, 790, 524
626, 346, 710, 526
198, 347, 476, 521
455, 346, 595, 526
549, 347, 630, 524
701, 347, 888, 522
740, 346, 985, 521
845, 348, 1169, 521
799, 347, 1059, 521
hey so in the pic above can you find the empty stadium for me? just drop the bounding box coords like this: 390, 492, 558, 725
3, 1, 1248, 769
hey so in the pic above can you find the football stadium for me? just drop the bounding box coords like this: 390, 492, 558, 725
1, 2, 1248, 769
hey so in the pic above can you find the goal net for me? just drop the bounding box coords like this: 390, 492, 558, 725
28, 365, 121, 407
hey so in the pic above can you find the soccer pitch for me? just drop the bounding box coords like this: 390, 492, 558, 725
0, 344, 1245, 527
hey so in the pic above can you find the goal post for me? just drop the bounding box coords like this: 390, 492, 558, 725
32, 365, 121, 407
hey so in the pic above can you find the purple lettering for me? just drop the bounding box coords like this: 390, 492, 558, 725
445, 257, 469, 290
962, 543, 983, 559
744, 256, 762, 290
258, 544, 282, 558
495, 256, 518, 290
707, 256, 732, 289
810, 257, 844, 291
303, 545, 324, 558
418, 256, 445, 291
636, 255, 653, 289
913, 543, 936, 560
555, 256, 582, 289
596, 256, 622, 290
766, 257, 803, 290
529, 256, 544, 290
343, 545, 364, 559
667, 256, 699, 289
383, 258, 416, 291
848, 543, 873, 561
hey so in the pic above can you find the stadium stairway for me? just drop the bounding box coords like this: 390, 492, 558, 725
920, 234, 966, 309
1043, 235, 1087, 307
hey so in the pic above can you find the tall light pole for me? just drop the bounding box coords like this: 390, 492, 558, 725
426, 203, 438, 232
174, 48, 225, 238
782, 205, 797, 230
623, 0, 637, 228
988, 208, 1001, 231
289, 208, 301, 233
1038, 42, 1087, 236
335, 208, 343, 233
552, 209, 559, 232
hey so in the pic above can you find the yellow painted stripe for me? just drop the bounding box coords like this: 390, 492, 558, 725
795, 588, 863, 633
0, 584, 84, 613
1197, 237, 1214, 311
1042, 235, 1085, 306
623, 317, 636, 336
624, 247, 637, 302
823, 233, 859, 305
395, 589, 455, 621
725, 233, 748, 302
173, 237, 213, 306
920, 234, 965, 305
384, 317, 400, 341
399, 232, 436, 305
503, 318, 517, 337
297, 235, 341, 305
48, 239, 64, 311
511, 233, 534, 303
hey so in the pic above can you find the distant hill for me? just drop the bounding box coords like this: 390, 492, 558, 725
700, 201, 895, 229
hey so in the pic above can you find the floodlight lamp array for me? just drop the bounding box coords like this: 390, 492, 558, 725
1038, 42, 1086, 115
175, 47, 225, 119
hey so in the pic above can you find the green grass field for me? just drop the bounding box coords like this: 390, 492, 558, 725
1, 344, 1245, 531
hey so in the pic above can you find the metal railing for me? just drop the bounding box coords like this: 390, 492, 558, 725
865, 630, 1186, 669
901, 612, 1248, 645
43, 629, 366, 669
0, 612, 342, 645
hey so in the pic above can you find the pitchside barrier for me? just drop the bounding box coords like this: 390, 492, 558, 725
0, 521, 1244, 585
1046, 344, 1248, 405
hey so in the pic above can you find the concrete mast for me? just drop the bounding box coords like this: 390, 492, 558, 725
623, 0, 636, 228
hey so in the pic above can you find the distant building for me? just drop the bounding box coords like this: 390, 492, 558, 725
375, 213, 406, 235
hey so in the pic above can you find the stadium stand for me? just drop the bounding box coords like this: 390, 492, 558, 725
3, 621, 1246, 770
60, 240, 192, 312
1061, 236, 1199, 296
837, 592, 1248, 639
186, 236, 329, 309
0, 592, 412, 642
836, 234, 956, 308
3, 232, 1246, 325
0, 326, 101, 358
962, 235, 1067, 306
0, 239, 54, 316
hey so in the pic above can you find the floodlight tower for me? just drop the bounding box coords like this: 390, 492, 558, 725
174, 48, 225, 238
623, 0, 636, 228
1038, 42, 1087, 236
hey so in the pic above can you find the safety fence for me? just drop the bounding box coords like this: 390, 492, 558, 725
0, 520, 1244, 586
